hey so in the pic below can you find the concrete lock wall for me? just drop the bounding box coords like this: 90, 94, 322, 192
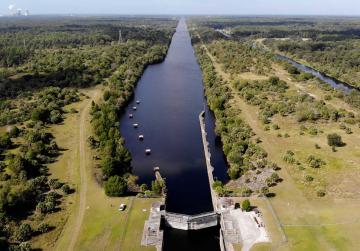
165, 212, 219, 230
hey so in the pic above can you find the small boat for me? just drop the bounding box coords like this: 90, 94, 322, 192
145, 149, 151, 155
136, 100, 141, 104
133, 106, 137, 111
129, 114, 133, 118
138, 135, 144, 140
133, 123, 139, 128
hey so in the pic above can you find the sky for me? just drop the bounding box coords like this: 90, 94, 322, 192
1, 0, 360, 16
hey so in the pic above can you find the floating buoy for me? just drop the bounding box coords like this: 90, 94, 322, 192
136, 100, 140, 104
133, 106, 137, 110
145, 149, 151, 155
139, 135, 144, 140
133, 123, 139, 128
129, 114, 133, 118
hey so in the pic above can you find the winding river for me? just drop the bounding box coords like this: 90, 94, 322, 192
120, 19, 227, 251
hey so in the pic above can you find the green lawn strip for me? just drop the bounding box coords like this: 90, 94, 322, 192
120, 198, 156, 251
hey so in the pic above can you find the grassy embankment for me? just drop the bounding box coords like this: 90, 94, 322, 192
201, 41, 360, 251
27, 85, 155, 251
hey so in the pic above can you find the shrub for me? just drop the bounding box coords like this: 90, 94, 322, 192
270, 172, 281, 183
18, 242, 31, 251
214, 185, 228, 196
241, 199, 251, 212
308, 127, 318, 135
61, 184, 71, 194
38, 223, 51, 233
228, 167, 240, 180
0, 133, 12, 153
239, 186, 252, 197
339, 123, 346, 130
105, 176, 127, 196
212, 180, 223, 189
305, 175, 314, 182
327, 133, 344, 147
283, 150, 296, 164
103, 90, 111, 101
49, 179, 62, 189
260, 186, 269, 195
36, 202, 47, 214
270, 162, 280, 170
317, 189, 326, 197
151, 180, 164, 195
307, 155, 325, 168
272, 124, 280, 130
31, 108, 49, 122
9, 126, 20, 137
50, 110, 62, 124
324, 95, 332, 101
140, 184, 148, 192
345, 127, 352, 134
315, 144, 321, 149
15, 224, 32, 242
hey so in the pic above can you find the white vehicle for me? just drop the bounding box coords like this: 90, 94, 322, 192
119, 204, 126, 211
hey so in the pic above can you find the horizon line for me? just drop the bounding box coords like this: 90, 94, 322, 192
1, 13, 360, 17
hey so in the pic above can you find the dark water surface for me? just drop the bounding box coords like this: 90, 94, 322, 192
276, 54, 358, 92
253, 42, 358, 92
120, 19, 227, 250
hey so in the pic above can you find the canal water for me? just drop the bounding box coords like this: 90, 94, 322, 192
276, 54, 358, 92
254, 42, 358, 92
120, 19, 227, 250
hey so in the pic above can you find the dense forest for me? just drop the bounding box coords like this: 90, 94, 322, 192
0, 16, 175, 251
0, 16, 176, 97
190, 16, 360, 40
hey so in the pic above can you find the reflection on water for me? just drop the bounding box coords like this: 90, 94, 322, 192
120, 18, 227, 251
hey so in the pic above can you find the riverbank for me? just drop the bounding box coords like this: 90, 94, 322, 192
199, 111, 218, 211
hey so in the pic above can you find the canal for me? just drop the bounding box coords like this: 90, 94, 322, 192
253, 41, 359, 92
276, 54, 358, 92
120, 19, 228, 251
